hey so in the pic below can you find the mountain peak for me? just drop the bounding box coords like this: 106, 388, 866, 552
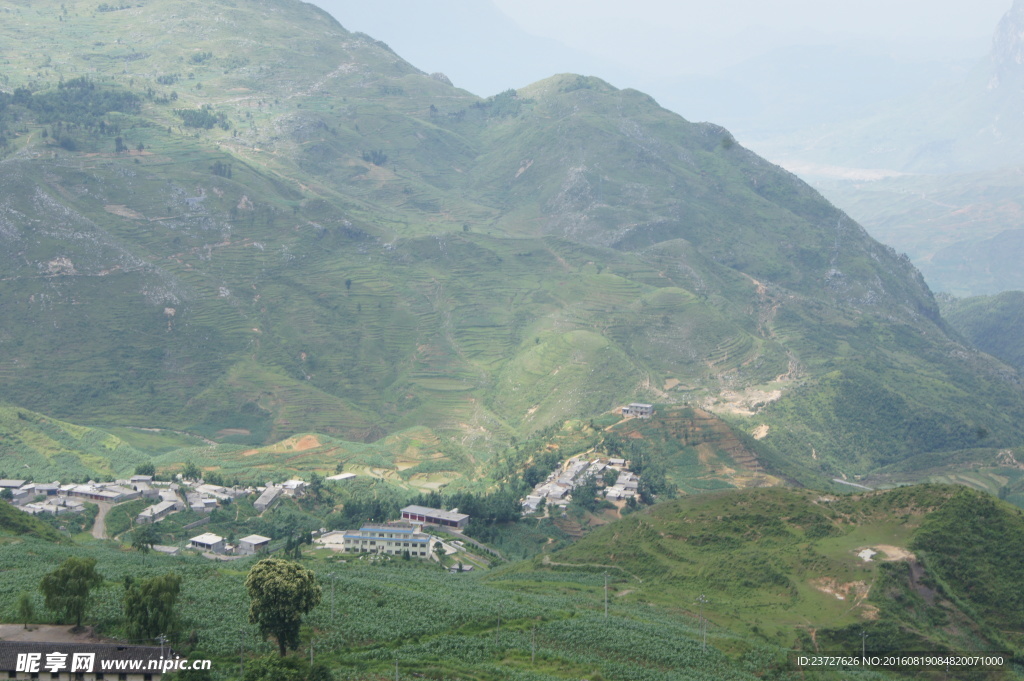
990, 0, 1024, 86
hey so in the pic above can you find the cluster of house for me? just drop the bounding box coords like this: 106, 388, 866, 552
521, 456, 606, 513
0, 477, 149, 516
1, 473, 314, 531
604, 470, 640, 500
186, 531, 272, 556
520, 455, 639, 513
315, 505, 469, 560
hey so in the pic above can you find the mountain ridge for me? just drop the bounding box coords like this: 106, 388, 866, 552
0, 0, 1021, 486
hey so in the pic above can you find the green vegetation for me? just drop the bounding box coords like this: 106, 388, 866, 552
104, 499, 152, 539
40, 556, 104, 627
941, 291, 1024, 370
0, 500, 65, 542
245, 558, 321, 656
3, 484, 1022, 679
0, 0, 1019, 493
124, 572, 182, 641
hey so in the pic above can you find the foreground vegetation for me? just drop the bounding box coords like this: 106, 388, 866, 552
3, 484, 1023, 680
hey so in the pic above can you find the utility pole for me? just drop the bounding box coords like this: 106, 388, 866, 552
531, 625, 536, 664
495, 615, 501, 645
157, 633, 167, 658
604, 572, 609, 619
696, 595, 708, 653
310, 635, 314, 667
394, 657, 399, 681
861, 630, 867, 660
328, 571, 336, 621
238, 628, 245, 677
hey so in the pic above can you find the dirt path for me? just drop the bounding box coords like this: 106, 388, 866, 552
541, 555, 643, 583
434, 526, 505, 561
91, 502, 113, 539
0, 624, 112, 643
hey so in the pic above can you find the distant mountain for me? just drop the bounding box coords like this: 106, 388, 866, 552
759, 0, 1024, 174
0, 0, 1022, 485
755, 0, 1024, 295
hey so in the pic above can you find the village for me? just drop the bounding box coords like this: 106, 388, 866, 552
0, 474, 478, 567
520, 402, 652, 515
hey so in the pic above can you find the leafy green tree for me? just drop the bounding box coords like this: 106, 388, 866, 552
134, 462, 156, 477
132, 525, 159, 564
0, 488, 12, 501
124, 573, 182, 642
182, 461, 201, 481
40, 557, 103, 627
308, 472, 323, 501
16, 592, 34, 629
245, 558, 321, 656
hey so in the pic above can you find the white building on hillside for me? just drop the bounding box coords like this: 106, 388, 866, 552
341, 522, 433, 557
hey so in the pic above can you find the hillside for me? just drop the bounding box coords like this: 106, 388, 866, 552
505, 485, 1024, 662
941, 292, 1024, 371
0, 0, 1022, 486
5, 486, 1024, 679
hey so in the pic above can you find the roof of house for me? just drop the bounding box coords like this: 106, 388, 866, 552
190, 532, 223, 545
401, 505, 469, 522
239, 534, 272, 545
138, 500, 177, 516
255, 486, 281, 502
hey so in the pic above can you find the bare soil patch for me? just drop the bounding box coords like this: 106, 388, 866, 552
104, 204, 145, 220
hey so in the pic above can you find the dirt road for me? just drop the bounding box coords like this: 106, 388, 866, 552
91, 502, 113, 539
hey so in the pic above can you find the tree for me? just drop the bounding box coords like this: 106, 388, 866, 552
433, 540, 446, 565
134, 462, 156, 477
245, 558, 321, 656
0, 488, 12, 501
132, 525, 159, 564
16, 592, 34, 629
124, 573, 181, 642
182, 461, 201, 481
40, 557, 103, 628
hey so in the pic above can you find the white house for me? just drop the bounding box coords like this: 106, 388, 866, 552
238, 534, 272, 555
189, 532, 225, 554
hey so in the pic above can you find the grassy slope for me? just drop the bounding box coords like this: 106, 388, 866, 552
0, 515, 914, 681
502, 485, 1024, 665
0, 0, 1021, 488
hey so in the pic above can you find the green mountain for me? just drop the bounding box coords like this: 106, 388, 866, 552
0, 0, 1022, 486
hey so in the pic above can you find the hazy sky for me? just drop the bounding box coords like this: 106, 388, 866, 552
494, 0, 1010, 71
312, 0, 1013, 136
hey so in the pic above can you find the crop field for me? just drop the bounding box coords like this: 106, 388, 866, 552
0, 536, 878, 681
